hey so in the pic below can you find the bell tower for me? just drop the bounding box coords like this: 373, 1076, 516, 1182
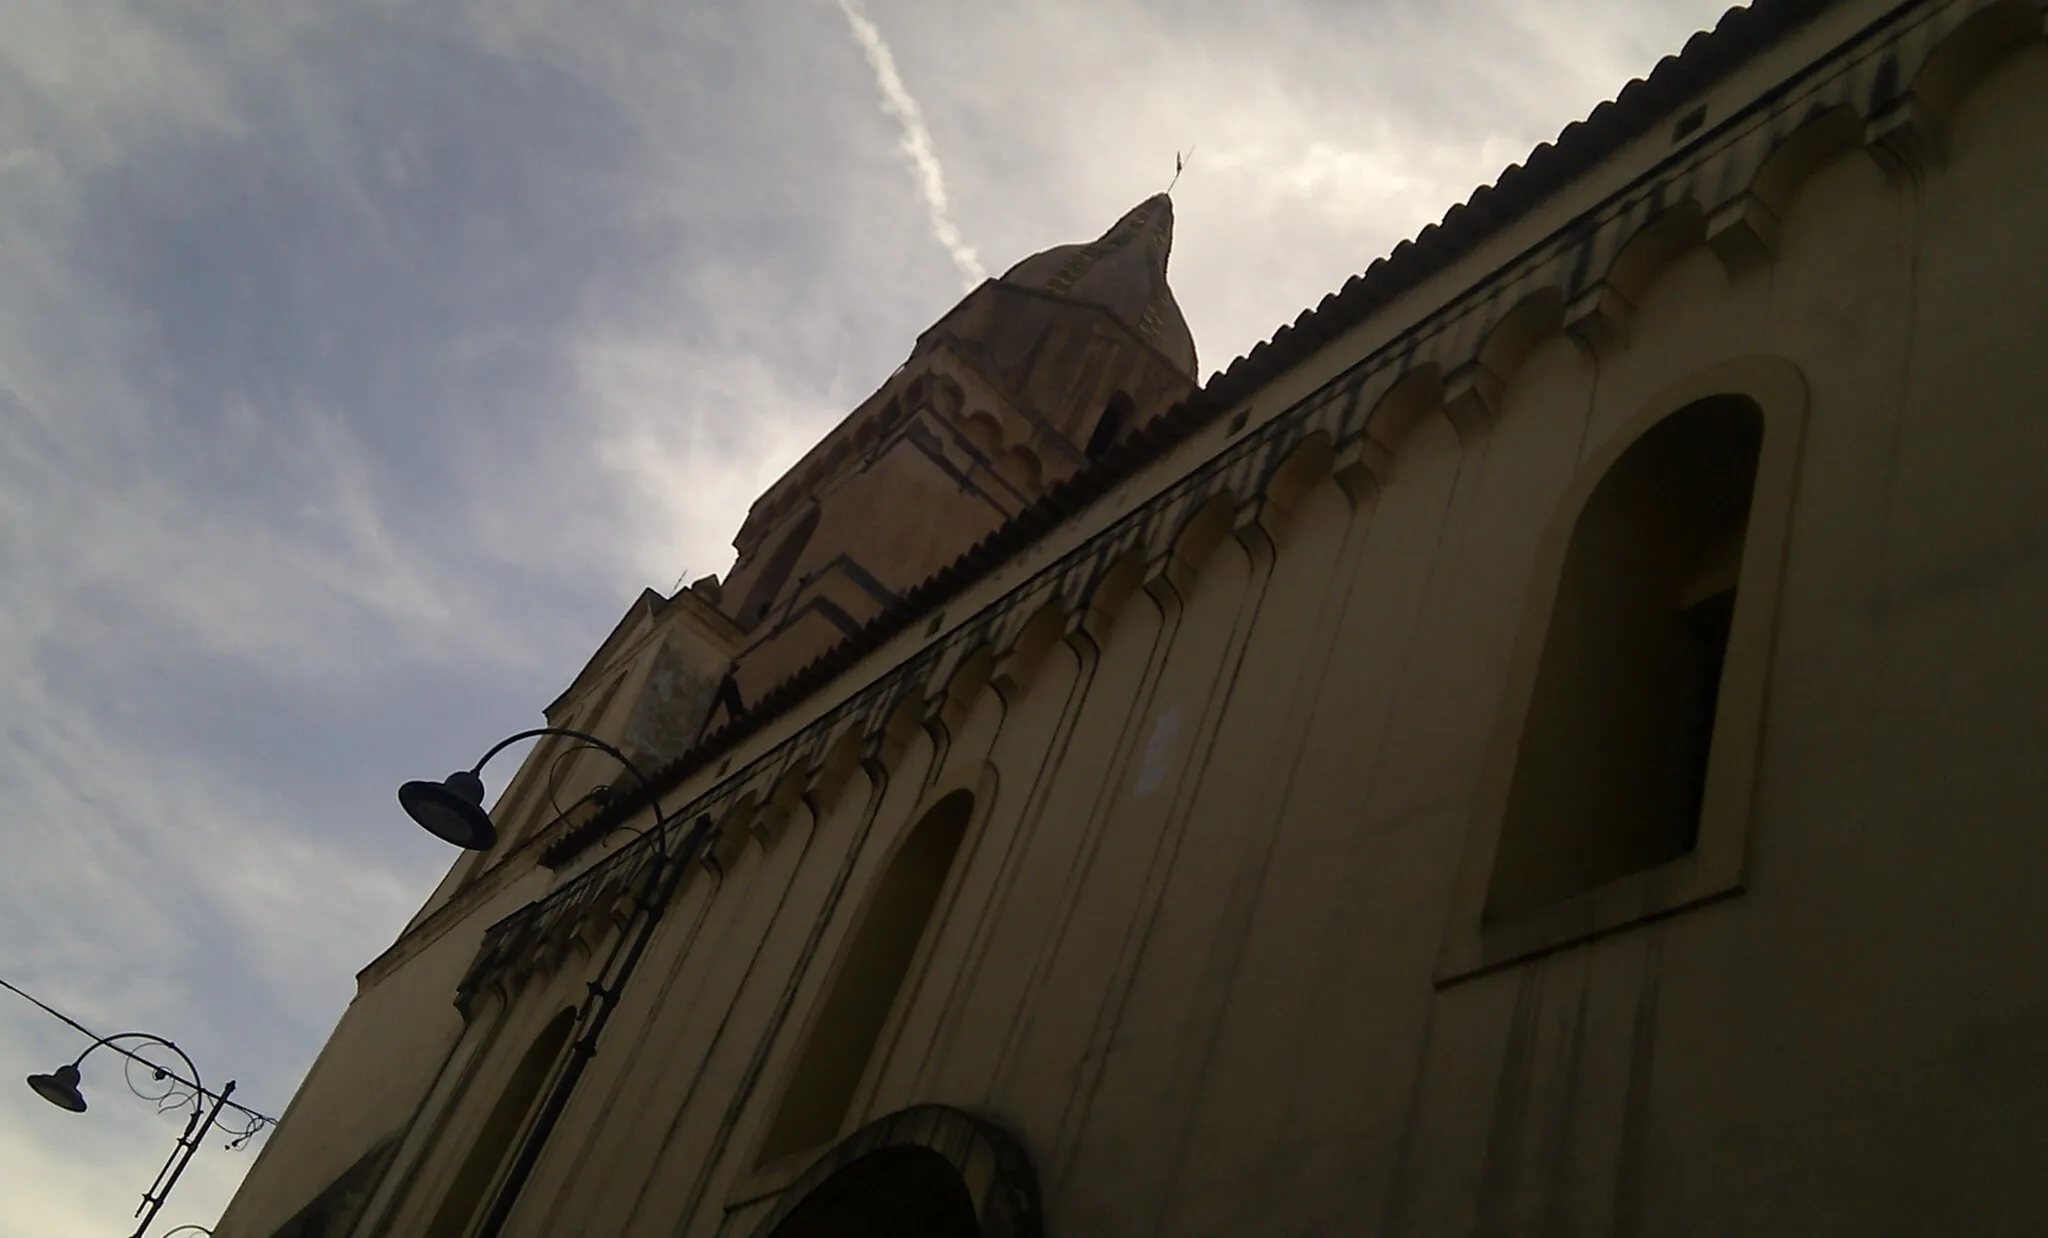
708, 194, 1200, 717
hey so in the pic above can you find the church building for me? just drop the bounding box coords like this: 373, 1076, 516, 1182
216, 0, 2048, 1232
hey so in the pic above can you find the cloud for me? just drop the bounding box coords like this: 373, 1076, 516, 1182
575, 335, 844, 587
832, 0, 988, 289
0, 1083, 256, 1238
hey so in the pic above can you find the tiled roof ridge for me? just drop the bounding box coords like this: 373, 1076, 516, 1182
544, 0, 1837, 864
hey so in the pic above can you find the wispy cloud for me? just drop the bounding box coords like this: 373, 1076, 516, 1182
576, 335, 841, 586
832, 0, 987, 289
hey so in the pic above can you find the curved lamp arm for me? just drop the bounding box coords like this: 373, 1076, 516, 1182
401, 726, 674, 856
75, 1032, 205, 1092
28, 1031, 203, 1114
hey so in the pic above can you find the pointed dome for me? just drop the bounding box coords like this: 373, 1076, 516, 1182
1000, 193, 1197, 379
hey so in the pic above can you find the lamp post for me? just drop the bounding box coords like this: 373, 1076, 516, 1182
24, 1030, 269, 1238
400, 727, 713, 1238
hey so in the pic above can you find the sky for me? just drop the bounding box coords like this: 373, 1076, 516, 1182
0, 0, 1739, 1232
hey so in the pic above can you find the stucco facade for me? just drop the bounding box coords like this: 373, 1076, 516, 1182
217, 0, 2048, 1234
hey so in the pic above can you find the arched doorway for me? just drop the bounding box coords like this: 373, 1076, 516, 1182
751, 1105, 1039, 1238
765, 1146, 977, 1238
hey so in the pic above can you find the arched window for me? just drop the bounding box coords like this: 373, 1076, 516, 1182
1485, 396, 1764, 921
738, 505, 821, 630
426, 1008, 577, 1238
1085, 391, 1134, 458
757, 792, 974, 1165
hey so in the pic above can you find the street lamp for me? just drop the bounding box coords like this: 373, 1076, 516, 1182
26, 1062, 86, 1111
400, 727, 713, 1238
25, 1030, 271, 1238
398, 727, 684, 855
397, 768, 493, 850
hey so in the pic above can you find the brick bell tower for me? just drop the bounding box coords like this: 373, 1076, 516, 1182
704, 193, 1200, 723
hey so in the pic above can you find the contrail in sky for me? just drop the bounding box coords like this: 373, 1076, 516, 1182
833, 0, 987, 289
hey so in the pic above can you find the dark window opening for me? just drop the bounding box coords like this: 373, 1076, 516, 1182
737, 506, 821, 632
1086, 392, 1134, 458
757, 793, 973, 1164
1485, 396, 1762, 923
1677, 586, 1736, 851
426, 1009, 576, 1238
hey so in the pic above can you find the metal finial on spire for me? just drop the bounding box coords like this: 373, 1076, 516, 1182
1167, 147, 1194, 194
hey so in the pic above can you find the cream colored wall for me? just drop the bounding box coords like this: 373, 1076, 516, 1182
215, 4, 2048, 1236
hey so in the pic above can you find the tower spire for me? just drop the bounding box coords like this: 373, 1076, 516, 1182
997, 193, 1196, 378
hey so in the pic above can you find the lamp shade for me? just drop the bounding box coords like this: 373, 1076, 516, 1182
399, 771, 497, 850
27, 1064, 86, 1112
